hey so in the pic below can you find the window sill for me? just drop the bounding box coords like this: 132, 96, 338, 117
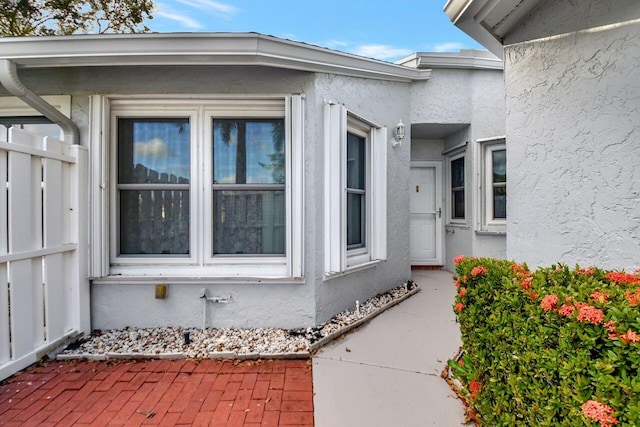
323, 259, 383, 281
476, 230, 506, 236
446, 223, 469, 229
91, 275, 305, 285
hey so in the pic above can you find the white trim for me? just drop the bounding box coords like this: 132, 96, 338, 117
324, 103, 344, 274
89, 95, 109, 278
446, 149, 467, 225
324, 104, 387, 275
108, 106, 200, 267
0, 33, 431, 82
370, 126, 387, 261
289, 95, 305, 278
478, 137, 506, 232
442, 140, 468, 156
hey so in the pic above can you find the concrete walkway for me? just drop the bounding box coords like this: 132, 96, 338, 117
312, 269, 465, 427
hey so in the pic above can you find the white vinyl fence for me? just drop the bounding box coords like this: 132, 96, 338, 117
0, 127, 88, 381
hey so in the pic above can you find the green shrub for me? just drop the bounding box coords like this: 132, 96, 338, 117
450, 256, 640, 427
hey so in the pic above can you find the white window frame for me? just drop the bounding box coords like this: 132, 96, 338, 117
90, 95, 304, 279
478, 137, 506, 232
324, 103, 387, 276
446, 149, 467, 225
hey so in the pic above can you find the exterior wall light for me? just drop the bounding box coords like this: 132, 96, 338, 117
393, 120, 405, 147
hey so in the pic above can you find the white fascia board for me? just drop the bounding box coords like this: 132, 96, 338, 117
398, 51, 503, 70
0, 33, 431, 82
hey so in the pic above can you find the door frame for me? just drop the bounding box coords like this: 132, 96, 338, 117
410, 160, 444, 266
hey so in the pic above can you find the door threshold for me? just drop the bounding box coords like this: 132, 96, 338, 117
411, 265, 443, 270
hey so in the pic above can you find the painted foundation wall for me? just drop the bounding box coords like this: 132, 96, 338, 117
504, 0, 640, 270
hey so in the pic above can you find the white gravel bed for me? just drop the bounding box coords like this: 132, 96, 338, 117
58, 281, 419, 360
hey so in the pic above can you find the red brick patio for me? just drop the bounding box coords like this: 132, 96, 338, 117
0, 358, 314, 426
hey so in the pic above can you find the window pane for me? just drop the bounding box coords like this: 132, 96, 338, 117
493, 186, 506, 219
451, 157, 465, 188
453, 189, 465, 219
213, 119, 285, 185
347, 133, 365, 190
213, 190, 285, 255
347, 193, 365, 248
118, 118, 190, 184
492, 149, 506, 183
120, 190, 190, 255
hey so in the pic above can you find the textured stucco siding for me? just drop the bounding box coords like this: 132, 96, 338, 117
410, 68, 506, 270
310, 73, 412, 325
504, 1, 640, 270
10, 65, 413, 329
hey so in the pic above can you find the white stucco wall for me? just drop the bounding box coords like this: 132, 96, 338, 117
12, 66, 321, 329
410, 68, 506, 270
9, 65, 413, 329
310, 73, 412, 325
504, 0, 640, 270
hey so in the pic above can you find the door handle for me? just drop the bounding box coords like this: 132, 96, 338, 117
438, 207, 442, 218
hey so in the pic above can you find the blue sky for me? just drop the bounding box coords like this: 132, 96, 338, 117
149, 0, 484, 62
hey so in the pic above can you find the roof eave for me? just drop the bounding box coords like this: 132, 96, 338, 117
443, 0, 543, 58
0, 33, 431, 83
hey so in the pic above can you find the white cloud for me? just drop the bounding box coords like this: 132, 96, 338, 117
134, 138, 169, 157
433, 42, 465, 52
175, 0, 239, 20
324, 39, 349, 49
351, 44, 413, 60
155, 9, 203, 29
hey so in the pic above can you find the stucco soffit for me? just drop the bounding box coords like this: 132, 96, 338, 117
0, 33, 431, 82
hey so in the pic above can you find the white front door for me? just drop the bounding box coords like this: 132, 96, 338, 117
410, 162, 443, 265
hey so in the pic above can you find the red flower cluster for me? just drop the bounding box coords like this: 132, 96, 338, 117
557, 304, 574, 317
540, 294, 559, 311
510, 263, 533, 290
577, 266, 595, 276
454, 303, 464, 313
605, 272, 639, 285
589, 291, 610, 303
581, 400, 618, 427
575, 303, 605, 325
468, 380, 480, 399
619, 329, 640, 344
459, 287, 467, 297
624, 290, 640, 306
471, 266, 488, 277
453, 255, 466, 265
601, 320, 639, 344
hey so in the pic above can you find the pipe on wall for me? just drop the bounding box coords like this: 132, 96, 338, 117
0, 59, 79, 145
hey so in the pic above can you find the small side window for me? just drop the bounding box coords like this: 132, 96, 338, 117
479, 138, 506, 231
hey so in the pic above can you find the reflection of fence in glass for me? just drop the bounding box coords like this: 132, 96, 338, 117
120, 163, 189, 255
213, 191, 285, 255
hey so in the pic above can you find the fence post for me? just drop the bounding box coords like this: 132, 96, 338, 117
69, 145, 90, 334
